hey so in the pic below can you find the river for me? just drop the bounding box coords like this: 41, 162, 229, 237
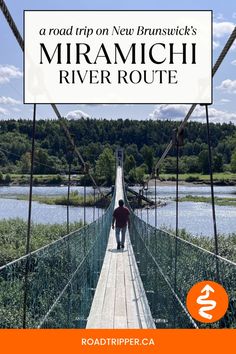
131, 184, 236, 237
0, 184, 235, 237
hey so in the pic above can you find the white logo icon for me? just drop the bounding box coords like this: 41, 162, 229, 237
196, 284, 217, 320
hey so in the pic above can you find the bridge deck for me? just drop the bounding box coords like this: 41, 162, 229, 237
86, 167, 155, 329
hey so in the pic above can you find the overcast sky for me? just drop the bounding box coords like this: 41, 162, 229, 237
0, 0, 235, 123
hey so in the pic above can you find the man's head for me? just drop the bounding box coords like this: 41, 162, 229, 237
118, 199, 124, 207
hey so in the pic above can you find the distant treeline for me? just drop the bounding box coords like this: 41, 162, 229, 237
0, 118, 236, 183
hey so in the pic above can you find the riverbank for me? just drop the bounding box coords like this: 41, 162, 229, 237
178, 195, 236, 206
0, 174, 82, 186
1, 172, 236, 187
9, 192, 111, 208
148, 172, 236, 186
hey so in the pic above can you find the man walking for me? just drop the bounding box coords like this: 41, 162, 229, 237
112, 199, 130, 250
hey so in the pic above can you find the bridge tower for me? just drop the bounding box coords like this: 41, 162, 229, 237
116, 147, 124, 168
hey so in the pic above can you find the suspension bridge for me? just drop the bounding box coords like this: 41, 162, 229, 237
0, 0, 236, 329
0, 151, 236, 329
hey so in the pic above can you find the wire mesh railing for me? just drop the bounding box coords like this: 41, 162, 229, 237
0, 196, 115, 328
127, 211, 236, 328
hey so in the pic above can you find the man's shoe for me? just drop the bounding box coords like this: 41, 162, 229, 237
121, 244, 124, 249
117, 243, 121, 250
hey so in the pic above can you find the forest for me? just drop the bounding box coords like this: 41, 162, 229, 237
0, 118, 236, 184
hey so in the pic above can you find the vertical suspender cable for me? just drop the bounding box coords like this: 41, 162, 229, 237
84, 184, 86, 226
175, 139, 179, 239
150, 28, 236, 179
97, 192, 100, 219
173, 132, 179, 328
23, 104, 37, 328
93, 186, 96, 222
204, 104, 220, 280
140, 189, 143, 220
154, 173, 157, 229
174, 137, 179, 295
145, 183, 149, 224
66, 162, 71, 325
67, 163, 71, 234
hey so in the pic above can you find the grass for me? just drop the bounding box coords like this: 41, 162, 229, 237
159, 172, 236, 183
178, 195, 236, 207
11, 191, 110, 207
1, 174, 83, 185
0, 218, 83, 267
1, 218, 235, 266
164, 227, 236, 263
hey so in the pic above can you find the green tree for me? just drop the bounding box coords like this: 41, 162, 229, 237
182, 156, 201, 173
96, 148, 115, 185
4, 174, 11, 184
213, 153, 223, 172
135, 166, 146, 184
162, 157, 176, 174
0, 151, 8, 166
231, 150, 236, 173
124, 154, 136, 175
125, 144, 143, 165
19, 152, 31, 173
140, 145, 154, 174
198, 150, 209, 174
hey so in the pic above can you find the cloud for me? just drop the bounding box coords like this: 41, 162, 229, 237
0, 107, 9, 115
213, 41, 220, 50
213, 21, 235, 38
0, 96, 21, 105
149, 104, 189, 120
230, 41, 236, 51
78, 104, 120, 107
215, 13, 224, 21
231, 60, 236, 65
149, 104, 236, 124
220, 98, 231, 103
216, 79, 236, 94
65, 110, 91, 120
0, 65, 23, 84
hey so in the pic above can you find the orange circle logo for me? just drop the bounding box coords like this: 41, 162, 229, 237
186, 280, 229, 323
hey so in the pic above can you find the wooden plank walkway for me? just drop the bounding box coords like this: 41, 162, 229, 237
86, 167, 155, 329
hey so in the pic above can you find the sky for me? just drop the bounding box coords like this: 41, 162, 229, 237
0, 0, 235, 124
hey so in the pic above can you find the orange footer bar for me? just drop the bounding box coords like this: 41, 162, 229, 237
0, 329, 235, 354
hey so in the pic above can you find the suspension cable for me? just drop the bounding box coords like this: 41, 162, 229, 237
175, 134, 179, 239
154, 26, 236, 174
51, 104, 103, 196
174, 131, 179, 294
204, 104, 220, 280
154, 173, 157, 229
22, 103, 36, 328
0, 1, 103, 197
0, 0, 24, 50
67, 162, 71, 234
93, 186, 96, 222
83, 184, 86, 226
